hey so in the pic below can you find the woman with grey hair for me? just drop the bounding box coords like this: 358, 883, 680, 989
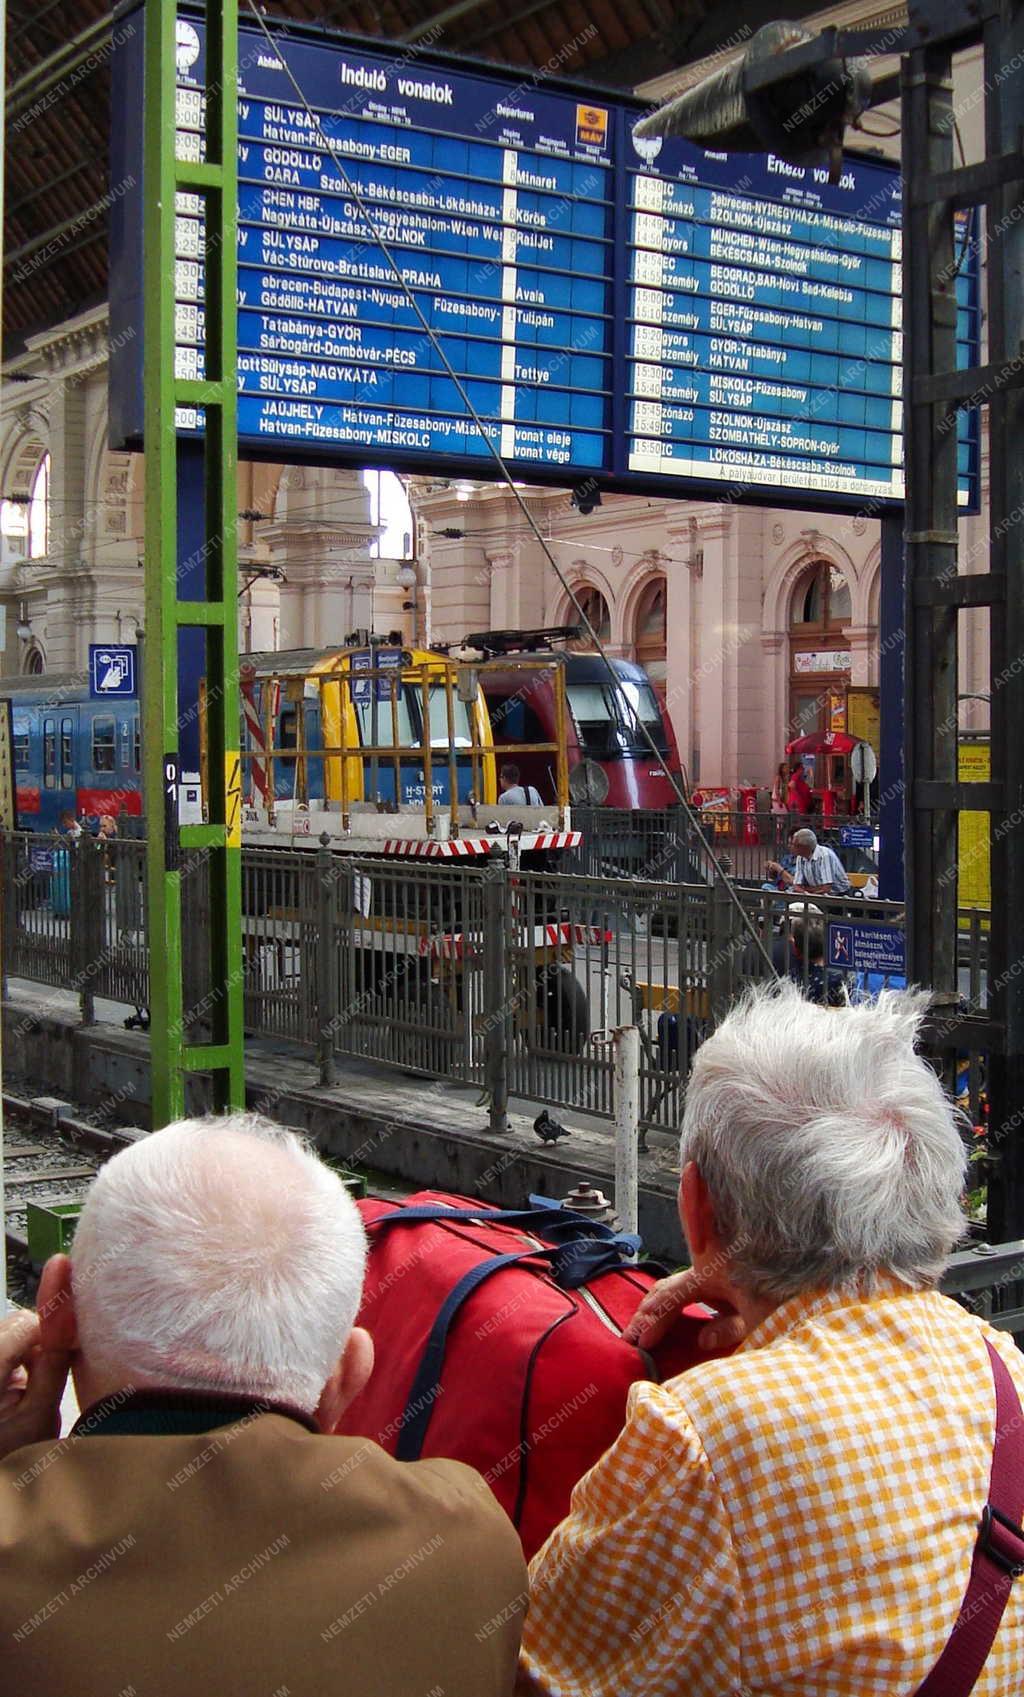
519, 983, 1024, 1697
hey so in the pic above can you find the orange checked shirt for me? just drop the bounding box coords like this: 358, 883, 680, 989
518, 1276, 1024, 1697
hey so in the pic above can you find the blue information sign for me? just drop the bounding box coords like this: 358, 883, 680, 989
89, 645, 137, 699
108, 6, 981, 513
349, 648, 403, 704
828, 921, 906, 976
840, 824, 876, 849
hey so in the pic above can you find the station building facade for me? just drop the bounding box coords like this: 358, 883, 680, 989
0, 305, 412, 682
0, 0, 993, 796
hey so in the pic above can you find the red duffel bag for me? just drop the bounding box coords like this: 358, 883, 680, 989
337, 1190, 728, 1560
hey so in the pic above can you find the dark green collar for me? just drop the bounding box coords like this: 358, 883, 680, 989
72, 1387, 318, 1438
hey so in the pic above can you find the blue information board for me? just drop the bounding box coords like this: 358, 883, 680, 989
840, 824, 876, 849
89, 644, 137, 699
108, 7, 980, 513
349, 648, 403, 704
828, 921, 906, 975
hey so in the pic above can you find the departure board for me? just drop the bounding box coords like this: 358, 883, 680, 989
625, 141, 976, 504
108, 6, 981, 514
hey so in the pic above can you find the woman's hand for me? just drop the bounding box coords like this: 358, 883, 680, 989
623, 1266, 747, 1354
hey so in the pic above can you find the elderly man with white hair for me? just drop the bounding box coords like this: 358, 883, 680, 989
519, 984, 1024, 1697
767, 824, 853, 895
0, 1114, 526, 1697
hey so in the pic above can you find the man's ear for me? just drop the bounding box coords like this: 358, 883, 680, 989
314, 1326, 374, 1434
36, 1255, 78, 1352
679, 1162, 719, 1262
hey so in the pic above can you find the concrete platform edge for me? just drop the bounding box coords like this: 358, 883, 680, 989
2, 996, 685, 1262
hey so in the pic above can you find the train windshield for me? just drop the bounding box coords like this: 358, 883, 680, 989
425, 685, 474, 748
353, 689, 418, 747
352, 682, 474, 749
618, 680, 667, 750
567, 680, 667, 757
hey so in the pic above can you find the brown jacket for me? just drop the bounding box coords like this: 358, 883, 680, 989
0, 1390, 528, 1697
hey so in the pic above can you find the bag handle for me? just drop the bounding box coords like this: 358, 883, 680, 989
915, 1339, 1024, 1696
394, 1238, 631, 1462
368, 1200, 641, 1256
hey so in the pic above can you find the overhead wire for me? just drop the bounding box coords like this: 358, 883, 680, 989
242, 0, 778, 972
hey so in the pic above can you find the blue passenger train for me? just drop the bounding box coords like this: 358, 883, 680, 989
1, 673, 143, 831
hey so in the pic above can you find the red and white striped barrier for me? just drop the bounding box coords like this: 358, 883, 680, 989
419, 920, 612, 960
382, 831, 581, 859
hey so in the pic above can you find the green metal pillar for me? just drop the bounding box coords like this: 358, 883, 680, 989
143, 0, 244, 1124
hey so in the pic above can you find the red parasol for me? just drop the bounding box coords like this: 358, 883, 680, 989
785, 730, 860, 756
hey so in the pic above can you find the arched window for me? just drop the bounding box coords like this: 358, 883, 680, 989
27, 454, 50, 560
2, 443, 49, 566
361, 468, 413, 559
633, 576, 667, 683
568, 585, 610, 649
24, 646, 44, 675
0, 497, 28, 564
791, 561, 851, 630
787, 561, 853, 743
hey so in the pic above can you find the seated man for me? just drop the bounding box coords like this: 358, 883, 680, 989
519, 984, 1024, 1695
0, 1114, 526, 1697
766, 825, 853, 895
498, 761, 543, 806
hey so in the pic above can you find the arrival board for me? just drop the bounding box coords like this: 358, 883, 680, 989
108, 7, 981, 513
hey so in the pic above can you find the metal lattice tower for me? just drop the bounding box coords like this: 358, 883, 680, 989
143, 0, 244, 1123
901, 0, 1024, 1236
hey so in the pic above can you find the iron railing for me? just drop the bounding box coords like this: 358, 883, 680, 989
570, 805, 881, 887
0, 830, 992, 1134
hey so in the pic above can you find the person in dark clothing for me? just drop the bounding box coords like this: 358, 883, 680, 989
790, 916, 845, 1006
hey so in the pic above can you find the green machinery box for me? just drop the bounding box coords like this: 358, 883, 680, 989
26, 1201, 82, 1265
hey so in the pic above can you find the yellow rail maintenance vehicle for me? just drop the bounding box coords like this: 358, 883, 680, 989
214, 635, 593, 1054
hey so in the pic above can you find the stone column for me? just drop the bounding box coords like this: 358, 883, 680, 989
262, 466, 382, 649
36, 378, 88, 670
690, 505, 734, 786
486, 548, 519, 629
663, 520, 695, 773
846, 624, 874, 688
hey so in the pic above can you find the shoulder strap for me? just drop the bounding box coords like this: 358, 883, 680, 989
393, 1235, 639, 1461
916, 1339, 1024, 1697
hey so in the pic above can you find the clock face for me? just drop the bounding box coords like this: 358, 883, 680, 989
611, 546, 624, 568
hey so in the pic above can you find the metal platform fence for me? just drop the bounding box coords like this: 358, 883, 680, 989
0, 829, 991, 1137
568, 804, 881, 886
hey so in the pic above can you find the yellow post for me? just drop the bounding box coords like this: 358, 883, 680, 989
389, 670, 401, 805
553, 662, 570, 824
419, 667, 435, 834
443, 663, 459, 837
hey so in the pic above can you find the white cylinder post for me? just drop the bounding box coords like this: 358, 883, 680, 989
613, 1023, 641, 1237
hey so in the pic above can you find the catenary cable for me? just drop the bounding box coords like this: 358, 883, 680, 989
229, 4, 780, 968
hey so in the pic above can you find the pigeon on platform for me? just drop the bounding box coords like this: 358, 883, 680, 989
534, 1110, 570, 1145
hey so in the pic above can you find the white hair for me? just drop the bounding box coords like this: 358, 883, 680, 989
680, 983, 967, 1300
71, 1114, 367, 1412
791, 828, 818, 854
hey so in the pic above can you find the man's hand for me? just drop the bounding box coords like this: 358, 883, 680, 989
0, 1309, 70, 1461
622, 1267, 747, 1354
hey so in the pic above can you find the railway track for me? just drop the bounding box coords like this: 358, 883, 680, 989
3, 1094, 403, 1301
3, 1091, 145, 1272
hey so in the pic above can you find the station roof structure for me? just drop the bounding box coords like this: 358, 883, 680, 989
3, 0, 841, 352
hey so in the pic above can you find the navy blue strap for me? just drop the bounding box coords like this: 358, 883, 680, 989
393, 1236, 633, 1460
395, 1251, 532, 1460
368, 1201, 639, 1253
